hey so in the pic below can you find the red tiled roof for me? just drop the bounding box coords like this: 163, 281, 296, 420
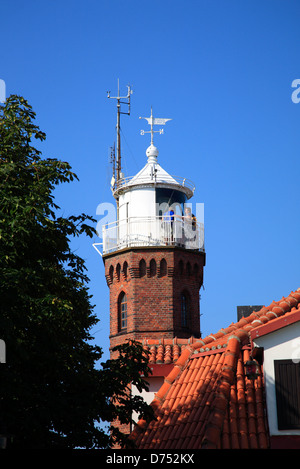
142, 337, 199, 364
130, 288, 300, 449
250, 307, 300, 341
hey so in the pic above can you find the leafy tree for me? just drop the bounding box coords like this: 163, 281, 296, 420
0, 95, 153, 449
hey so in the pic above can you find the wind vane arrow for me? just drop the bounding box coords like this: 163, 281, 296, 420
140, 107, 172, 145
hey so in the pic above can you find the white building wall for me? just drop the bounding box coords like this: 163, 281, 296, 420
132, 376, 164, 426
253, 322, 300, 436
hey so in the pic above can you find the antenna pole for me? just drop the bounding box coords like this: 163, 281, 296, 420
116, 81, 121, 181
107, 80, 132, 183
110, 142, 116, 181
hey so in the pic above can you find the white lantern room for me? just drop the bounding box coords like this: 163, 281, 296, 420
102, 109, 204, 255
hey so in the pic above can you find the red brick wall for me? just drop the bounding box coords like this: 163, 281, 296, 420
103, 247, 205, 357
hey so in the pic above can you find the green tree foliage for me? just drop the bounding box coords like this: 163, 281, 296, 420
0, 96, 153, 449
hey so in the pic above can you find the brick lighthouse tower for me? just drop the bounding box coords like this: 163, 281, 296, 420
101, 87, 205, 361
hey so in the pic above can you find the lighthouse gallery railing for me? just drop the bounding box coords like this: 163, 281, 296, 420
113, 175, 196, 194
102, 216, 204, 254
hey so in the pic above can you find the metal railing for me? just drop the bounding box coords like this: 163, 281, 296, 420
102, 216, 204, 254
113, 174, 196, 195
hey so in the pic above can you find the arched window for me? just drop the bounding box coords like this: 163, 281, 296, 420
109, 265, 114, 284
139, 259, 146, 277
123, 261, 128, 279
118, 292, 127, 331
160, 258, 167, 277
116, 263, 121, 281
179, 260, 184, 276
150, 259, 156, 277
181, 292, 189, 328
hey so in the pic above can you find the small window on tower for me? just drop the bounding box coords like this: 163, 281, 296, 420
160, 258, 167, 277
139, 259, 146, 277
116, 263, 121, 281
118, 292, 127, 331
123, 261, 128, 279
179, 260, 184, 276
181, 292, 189, 328
109, 265, 114, 284
150, 259, 156, 277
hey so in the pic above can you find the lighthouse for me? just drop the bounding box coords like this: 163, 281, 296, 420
101, 89, 206, 359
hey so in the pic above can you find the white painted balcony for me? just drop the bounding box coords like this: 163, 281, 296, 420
101, 216, 205, 255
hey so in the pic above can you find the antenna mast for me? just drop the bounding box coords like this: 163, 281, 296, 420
109, 142, 116, 189
107, 80, 132, 183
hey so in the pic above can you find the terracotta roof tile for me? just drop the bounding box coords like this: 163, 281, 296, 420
142, 337, 197, 364
130, 288, 300, 449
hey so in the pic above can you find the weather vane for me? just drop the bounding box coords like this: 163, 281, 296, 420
139, 107, 172, 145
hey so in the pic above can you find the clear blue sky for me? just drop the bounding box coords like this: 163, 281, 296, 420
1, 0, 299, 361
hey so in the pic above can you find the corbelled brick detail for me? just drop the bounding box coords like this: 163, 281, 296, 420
103, 247, 205, 357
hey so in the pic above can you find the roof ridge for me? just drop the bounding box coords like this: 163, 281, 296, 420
192, 289, 300, 353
